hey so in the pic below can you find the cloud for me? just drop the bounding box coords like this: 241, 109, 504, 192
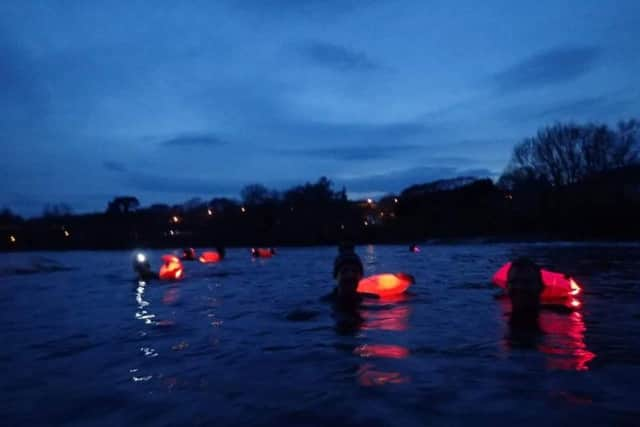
339, 166, 496, 194
103, 161, 128, 172
493, 45, 601, 93
300, 41, 378, 71
278, 143, 424, 161
121, 171, 239, 196
275, 119, 433, 143
501, 92, 638, 123
159, 134, 227, 148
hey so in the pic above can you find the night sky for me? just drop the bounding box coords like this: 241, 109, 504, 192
2, 0, 639, 216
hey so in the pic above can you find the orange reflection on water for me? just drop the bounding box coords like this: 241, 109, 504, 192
357, 363, 410, 387
354, 344, 409, 359
538, 311, 596, 371
361, 305, 410, 331
163, 287, 180, 305
501, 296, 596, 371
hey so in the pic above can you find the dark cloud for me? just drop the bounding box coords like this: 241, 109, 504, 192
278, 144, 423, 160
501, 92, 638, 123
121, 171, 239, 196
279, 120, 433, 142
160, 134, 227, 148
300, 41, 378, 71
493, 45, 602, 93
339, 166, 495, 194
103, 161, 128, 172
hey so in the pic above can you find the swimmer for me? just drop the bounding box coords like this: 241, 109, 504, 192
133, 252, 158, 281
325, 244, 377, 306
506, 257, 544, 316
216, 246, 226, 260
182, 247, 197, 261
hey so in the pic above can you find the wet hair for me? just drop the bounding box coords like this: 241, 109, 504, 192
333, 245, 363, 279
508, 257, 543, 289
510, 257, 541, 274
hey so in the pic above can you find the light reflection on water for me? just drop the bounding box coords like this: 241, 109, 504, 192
1, 244, 640, 426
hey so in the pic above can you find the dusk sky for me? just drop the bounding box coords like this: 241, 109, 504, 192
2, 0, 639, 216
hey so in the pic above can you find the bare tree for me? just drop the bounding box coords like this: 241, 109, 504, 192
502, 120, 640, 188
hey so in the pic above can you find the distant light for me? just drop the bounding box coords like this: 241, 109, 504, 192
9, 235, 16, 243
241, 207, 246, 213
63, 230, 70, 237
340, 224, 345, 230
380, 212, 384, 217
207, 209, 213, 216
136, 253, 147, 263
169, 230, 175, 236
367, 198, 373, 204
364, 221, 368, 226
393, 198, 398, 204
505, 194, 513, 200
172, 215, 180, 223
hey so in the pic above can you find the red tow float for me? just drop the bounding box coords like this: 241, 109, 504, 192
357, 273, 414, 298
159, 255, 184, 280
492, 262, 582, 301
251, 248, 275, 258
199, 251, 222, 264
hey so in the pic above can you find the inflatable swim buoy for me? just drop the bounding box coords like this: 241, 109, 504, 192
159, 255, 184, 280
199, 251, 221, 263
492, 262, 581, 300
357, 273, 414, 297
251, 248, 274, 258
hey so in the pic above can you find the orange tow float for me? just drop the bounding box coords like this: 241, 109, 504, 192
492, 262, 582, 301
199, 251, 222, 263
251, 248, 275, 258
357, 273, 414, 298
159, 255, 184, 280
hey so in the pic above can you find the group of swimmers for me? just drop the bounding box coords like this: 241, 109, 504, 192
134, 243, 558, 321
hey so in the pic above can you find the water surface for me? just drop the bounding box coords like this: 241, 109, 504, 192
1, 243, 639, 426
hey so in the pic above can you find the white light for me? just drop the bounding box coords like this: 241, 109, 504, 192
136, 253, 146, 263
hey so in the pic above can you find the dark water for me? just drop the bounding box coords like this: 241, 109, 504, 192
1, 244, 639, 426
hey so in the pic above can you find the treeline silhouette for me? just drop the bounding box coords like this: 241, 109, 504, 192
2, 119, 639, 251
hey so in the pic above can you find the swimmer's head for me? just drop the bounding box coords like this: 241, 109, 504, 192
507, 257, 544, 312
216, 246, 226, 259
182, 248, 196, 260
133, 252, 152, 276
333, 246, 363, 295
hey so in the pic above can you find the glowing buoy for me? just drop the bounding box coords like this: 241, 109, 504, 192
251, 248, 275, 258
159, 255, 184, 280
357, 273, 414, 297
492, 262, 582, 301
409, 244, 420, 253
199, 251, 221, 263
